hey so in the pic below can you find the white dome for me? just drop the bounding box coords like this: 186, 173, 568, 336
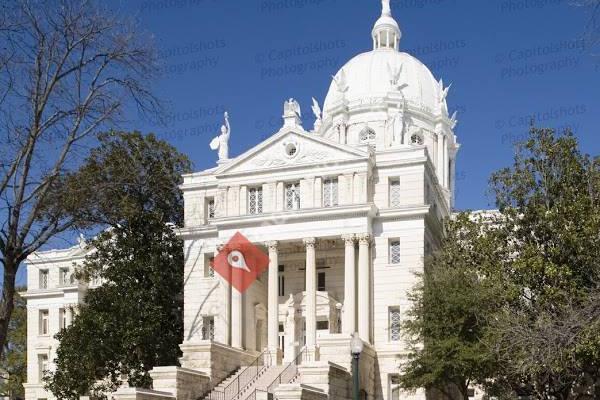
323, 49, 444, 117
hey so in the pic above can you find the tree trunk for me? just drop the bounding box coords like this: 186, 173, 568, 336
0, 258, 17, 360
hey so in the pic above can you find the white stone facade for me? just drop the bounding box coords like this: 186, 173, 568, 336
23, 2, 460, 400
178, 3, 458, 400
22, 243, 98, 400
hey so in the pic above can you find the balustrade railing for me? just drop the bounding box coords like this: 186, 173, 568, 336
204, 350, 267, 400
265, 347, 305, 394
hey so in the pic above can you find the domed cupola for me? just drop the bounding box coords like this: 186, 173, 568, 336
372, 0, 401, 51
317, 0, 460, 204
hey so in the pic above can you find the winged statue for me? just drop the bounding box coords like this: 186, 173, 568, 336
311, 97, 323, 132
332, 69, 349, 94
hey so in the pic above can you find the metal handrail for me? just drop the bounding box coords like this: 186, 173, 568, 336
240, 348, 306, 400
205, 349, 267, 400
245, 389, 267, 400
266, 347, 306, 394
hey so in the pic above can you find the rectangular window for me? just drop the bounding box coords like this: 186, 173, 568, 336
248, 187, 263, 215
201, 316, 215, 341
317, 272, 326, 291
390, 240, 401, 264
389, 307, 401, 341
278, 265, 285, 297
389, 375, 401, 400
316, 320, 329, 331
204, 255, 215, 278
322, 178, 338, 208
39, 270, 48, 289
38, 354, 48, 382
91, 275, 101, 287
206, 198, 215, 220
389, 179, 401, 208
59, 308, 67, 330
285, 183, 301, 210
39, 310, 49, 335
59, 268, 69, 286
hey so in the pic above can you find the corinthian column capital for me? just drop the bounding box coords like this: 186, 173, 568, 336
266, 241, 278, 252
357, 233, 372, 245
303, 237, 316, 248
341, 234, 356, 246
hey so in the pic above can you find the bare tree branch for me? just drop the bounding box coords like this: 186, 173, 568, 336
0, 0, 162, 358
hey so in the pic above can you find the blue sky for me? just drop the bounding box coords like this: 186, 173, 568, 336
11, 0, 600, 284
112, 0, 600, 210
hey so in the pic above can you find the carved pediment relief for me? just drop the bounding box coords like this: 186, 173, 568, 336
218, 131, 367, 175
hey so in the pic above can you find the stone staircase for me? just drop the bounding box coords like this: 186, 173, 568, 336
236, 365, 287, 400
200, 364, 272, 400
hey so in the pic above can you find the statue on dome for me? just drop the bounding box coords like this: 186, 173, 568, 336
387, 62, 407, 92
311, 97, 322, 132
386, 111, 406, 145
438, 79, 451, 103
450, 111, 458, 129
210, 112, 230, 161
332, 69, 349, 97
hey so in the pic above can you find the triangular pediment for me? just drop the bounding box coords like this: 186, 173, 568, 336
215, 129, 368, 176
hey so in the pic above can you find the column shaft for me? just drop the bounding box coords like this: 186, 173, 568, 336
231, 287, 243, 348
342, 234, 356, 334
304, 238, 317, 359
358, 234, 371, 342
267, 242, 279, 363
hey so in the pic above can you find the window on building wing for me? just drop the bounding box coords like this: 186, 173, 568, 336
39, 269, 48, 289
389, 179, 401, 208
389, 307, 401, 341
39, 310, 49, 335
390, 240, 401, 264
201, 316, 215, 341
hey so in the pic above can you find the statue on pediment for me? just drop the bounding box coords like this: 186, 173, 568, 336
210, 112, 230, 161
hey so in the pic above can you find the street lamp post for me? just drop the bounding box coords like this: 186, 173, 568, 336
350, 332, 364, 400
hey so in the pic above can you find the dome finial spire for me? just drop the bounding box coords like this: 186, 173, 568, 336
382, 0, 391, 16
372, 0, 401, 51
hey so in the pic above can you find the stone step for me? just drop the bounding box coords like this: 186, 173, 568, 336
201, 365, 270, 400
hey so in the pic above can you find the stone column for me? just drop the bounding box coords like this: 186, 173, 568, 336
358, 234, 371, 343
216, 242, 231, 345
231, 285, 243, 349
342, 234, 356, 334
266, 241, 280, 365
304, 237, 318, 361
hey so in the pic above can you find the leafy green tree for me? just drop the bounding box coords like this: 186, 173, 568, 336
43, 132, 191, 399
401, 127, 600, 399
0, 290, 26, 400
487, 127, 600, 399
45, 217, 184, 399
399, 214, 508, 400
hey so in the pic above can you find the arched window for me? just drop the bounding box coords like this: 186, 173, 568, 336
359, 127, 376, 143
410, 133, 424, 145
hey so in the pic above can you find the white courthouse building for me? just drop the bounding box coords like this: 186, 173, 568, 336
23, 2, 461, 400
